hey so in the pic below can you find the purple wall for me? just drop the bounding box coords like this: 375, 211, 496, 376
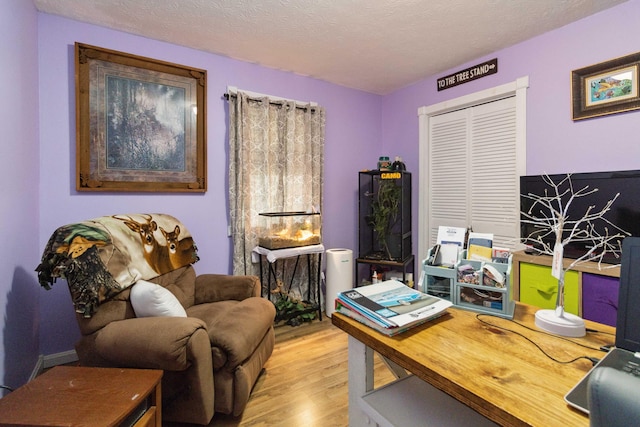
3, 0, 640, 387
383, 0, 640, 263
37, 14, 382, 354
0, 0, 40, 391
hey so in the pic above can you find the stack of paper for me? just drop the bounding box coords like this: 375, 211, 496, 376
436, 226, 467, 267
334, 280, 452, 336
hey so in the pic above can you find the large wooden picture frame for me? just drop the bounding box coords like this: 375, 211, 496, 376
572, 52, 640, 121
75, 43, 207, 192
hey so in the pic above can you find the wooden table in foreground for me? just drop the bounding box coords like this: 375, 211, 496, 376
0, 366, 162, 427
332, 302, 615, 426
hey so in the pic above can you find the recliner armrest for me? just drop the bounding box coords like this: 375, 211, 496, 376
92, 316, 209, 371
208, 297, 276, 368
194, 274, 261, 303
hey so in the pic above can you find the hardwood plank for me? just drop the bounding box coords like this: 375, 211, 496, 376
209, 316, 396, 426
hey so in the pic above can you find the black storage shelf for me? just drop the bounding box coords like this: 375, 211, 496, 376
355, 255, 415, 287
357, 170, 413, 285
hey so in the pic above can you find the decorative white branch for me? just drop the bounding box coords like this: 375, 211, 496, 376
521, 173, 629, 272
521, 173, 629, 336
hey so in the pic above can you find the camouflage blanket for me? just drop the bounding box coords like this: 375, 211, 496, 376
36, 214, 199, 317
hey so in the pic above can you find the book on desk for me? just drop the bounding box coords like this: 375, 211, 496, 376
467, 232, 494, 262
335, 280, 452, 336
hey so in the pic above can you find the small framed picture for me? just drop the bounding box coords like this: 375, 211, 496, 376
572, 52, 640, 120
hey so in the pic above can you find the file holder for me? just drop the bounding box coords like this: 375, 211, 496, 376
422, 248, 514, 319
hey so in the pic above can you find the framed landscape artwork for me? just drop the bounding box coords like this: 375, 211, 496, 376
75, 43, 207, 192
572, 52, 640, 120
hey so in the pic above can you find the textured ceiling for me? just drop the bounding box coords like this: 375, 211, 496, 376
34, 0, 627, 94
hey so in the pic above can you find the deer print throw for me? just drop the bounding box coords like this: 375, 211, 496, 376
36, 214, 199, 317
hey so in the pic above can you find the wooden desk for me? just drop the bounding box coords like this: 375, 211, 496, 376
332, 303, 615, 426
0, 366, 162, 426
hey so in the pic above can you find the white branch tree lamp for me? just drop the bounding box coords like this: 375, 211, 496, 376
534, 268, 587, 337
521, 174, 628, 338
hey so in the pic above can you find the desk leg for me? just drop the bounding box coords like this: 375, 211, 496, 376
317, 253, 322, 320
348, 336, 374, 427
287, 256, 301, 291
380, 356, 409, 379
259, 256, 265, 298
306, 254, 312, 302
259, 255, 277, 297
268, 262, 278, 291
306, 253, 323, 321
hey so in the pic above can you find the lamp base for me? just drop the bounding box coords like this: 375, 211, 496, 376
535, 309, 586, 337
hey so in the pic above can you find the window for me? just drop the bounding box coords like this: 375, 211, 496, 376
227, 89, 325, 283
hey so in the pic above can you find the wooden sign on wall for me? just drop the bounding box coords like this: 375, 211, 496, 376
437, 58, 498, 91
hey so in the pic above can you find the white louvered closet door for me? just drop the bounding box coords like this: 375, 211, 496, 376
428, 109, 469, 245
428, 96, 519, 249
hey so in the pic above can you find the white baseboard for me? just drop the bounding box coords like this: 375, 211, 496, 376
29, 355, 44, 381
29, 350, 78, 381
43, 349, 78, 368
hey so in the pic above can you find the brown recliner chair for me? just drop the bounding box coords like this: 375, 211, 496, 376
74, 265, 275, 424
37, 214, 275, 425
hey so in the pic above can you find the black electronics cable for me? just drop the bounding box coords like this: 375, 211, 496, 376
585, 327, 615, 336
475, 313, 608, 365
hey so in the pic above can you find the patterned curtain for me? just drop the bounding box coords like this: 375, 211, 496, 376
228, 91, 325, 292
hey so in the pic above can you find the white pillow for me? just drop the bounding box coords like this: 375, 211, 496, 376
130, 280, 187, 318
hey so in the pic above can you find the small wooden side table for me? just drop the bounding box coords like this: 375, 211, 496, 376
0, 366, 162, 426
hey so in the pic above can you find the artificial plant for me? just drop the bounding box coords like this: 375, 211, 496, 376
271, 280, 316, 326
370, 178, 402, 260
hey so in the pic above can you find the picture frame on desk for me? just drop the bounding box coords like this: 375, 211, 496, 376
75, 43, 207, 192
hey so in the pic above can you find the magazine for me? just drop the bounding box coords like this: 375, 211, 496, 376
336, 280, 452, 330
436, 226, 467, 246
492, 246, 511, 264
334, 300, 447, 336
467, 232, 493, 262
434, 226, 466, 267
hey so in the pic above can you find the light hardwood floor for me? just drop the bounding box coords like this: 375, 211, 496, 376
206, 315, 396, 427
